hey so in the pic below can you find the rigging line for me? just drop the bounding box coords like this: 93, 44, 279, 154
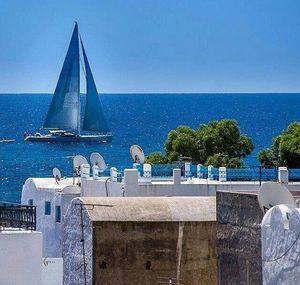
262, 230, 300, 263
78, 32, 87, 79
55, 24, 75, 70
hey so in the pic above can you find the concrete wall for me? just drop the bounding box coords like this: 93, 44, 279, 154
216, 190, 263, 285
81, 177, 124, 197
92, 221, 216, 285
0, 230, 42, 285
41, 258, 63, 285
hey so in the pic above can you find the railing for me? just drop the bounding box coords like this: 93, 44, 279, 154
98, 164, 300, 183
147, 164, 276, 181
134, 164, 300, 183
0, 202, 36, 231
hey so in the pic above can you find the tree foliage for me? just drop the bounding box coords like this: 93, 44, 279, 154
205, 153, 245, 168
147, 119, 253, 167
146, 152, 168, 164
258, 122, 300, 168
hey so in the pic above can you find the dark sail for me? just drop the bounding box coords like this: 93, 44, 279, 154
81, 39, 110, 133
44, 23, 80, 132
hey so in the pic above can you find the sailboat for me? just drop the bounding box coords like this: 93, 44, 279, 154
24, 23, 112, 143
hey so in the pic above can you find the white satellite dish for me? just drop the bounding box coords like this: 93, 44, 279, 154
73, 155, 88, 176
258, 182, 295, 213
130, 145, 145, 164
90, 152, 106, 172
52, 168, 61, 184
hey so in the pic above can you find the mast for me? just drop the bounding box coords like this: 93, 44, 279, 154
76, 22, 80, 136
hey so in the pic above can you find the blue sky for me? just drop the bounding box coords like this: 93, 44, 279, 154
0, 0, 300, 93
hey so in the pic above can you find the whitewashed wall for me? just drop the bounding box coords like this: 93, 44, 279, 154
81, 177, 124, 197
21, 178, 80, 257
80, 171, 265, 198
262, 205, 300, 285
41, 258, 63, 285
0, 230, 42, 285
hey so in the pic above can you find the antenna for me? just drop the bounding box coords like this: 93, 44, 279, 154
130, 145, 145, 164
258, 182, 295, 213
52, 168, 62, 184
73, 155, 88, 176
90, 152, 106, 172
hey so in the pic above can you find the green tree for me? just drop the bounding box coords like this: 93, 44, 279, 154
147, 119, 254, 167
258, 122, 300, 167
196, 119, 253, 162
205, 153, 245, 168
146, 152, 168, 164
164, 125, 199, 162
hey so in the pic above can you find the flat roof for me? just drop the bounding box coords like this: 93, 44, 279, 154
27, 178, 80, 193
75, 196, 216, 222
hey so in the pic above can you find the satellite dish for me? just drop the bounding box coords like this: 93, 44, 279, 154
52, 168, 61, 184
90, 152, 106, 172
73, 155, 88, 176
130, 145, 145, 164
258, 182, 295, 213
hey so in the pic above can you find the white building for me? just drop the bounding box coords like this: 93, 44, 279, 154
21, 177, 80, 257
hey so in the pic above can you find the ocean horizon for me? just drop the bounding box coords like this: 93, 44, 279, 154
0, 92, 300, 202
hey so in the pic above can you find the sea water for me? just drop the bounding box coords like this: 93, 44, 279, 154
0, 93, 299, 202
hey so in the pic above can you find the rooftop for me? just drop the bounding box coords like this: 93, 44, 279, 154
74, 196, 216, 222
26, 177, 80, 193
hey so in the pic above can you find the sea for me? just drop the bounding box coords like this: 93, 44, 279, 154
0, 93, 299, 203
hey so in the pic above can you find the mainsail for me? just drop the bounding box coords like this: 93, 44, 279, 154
81, 39, 110, 133
44, 23, 80, 132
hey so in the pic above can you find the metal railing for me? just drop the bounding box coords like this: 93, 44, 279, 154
133, 164, 300, 183
98, 164, 300, 184
0, 202, 36, 231
143, 164, 280, 181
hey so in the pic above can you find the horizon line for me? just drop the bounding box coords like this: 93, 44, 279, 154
0, 91, 299, 95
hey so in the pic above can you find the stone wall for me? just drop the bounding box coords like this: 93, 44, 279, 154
92, 221, 216, 285
216, 190, 264, 285
63, 200, 93, 285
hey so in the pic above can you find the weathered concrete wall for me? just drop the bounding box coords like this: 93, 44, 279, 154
92, 221, 216, 285
216, 190, 264, 285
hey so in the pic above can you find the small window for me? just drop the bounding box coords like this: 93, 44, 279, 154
45, 201, 51, 215
55, 206, 61, 223
28, 199, 33, 206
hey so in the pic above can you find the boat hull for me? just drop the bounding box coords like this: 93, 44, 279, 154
25, 134, 112, 143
